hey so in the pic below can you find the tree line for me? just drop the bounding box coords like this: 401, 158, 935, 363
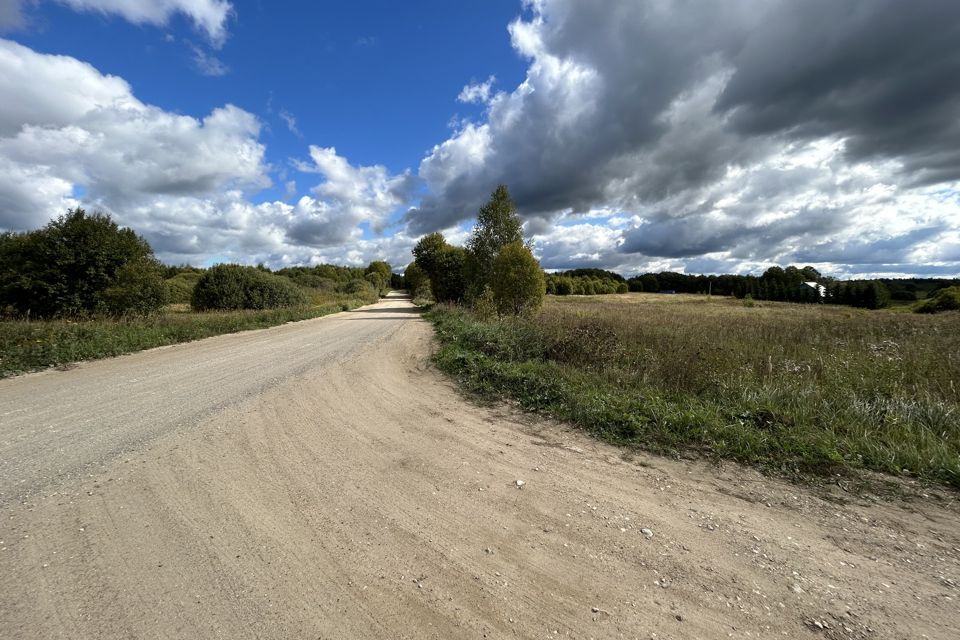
401, 186, 960, 314
0, 209, 399, 318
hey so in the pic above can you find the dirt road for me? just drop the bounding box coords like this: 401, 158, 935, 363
1, 293, 958, 639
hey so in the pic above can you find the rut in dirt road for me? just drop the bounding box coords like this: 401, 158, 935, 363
1, 293, 958, 639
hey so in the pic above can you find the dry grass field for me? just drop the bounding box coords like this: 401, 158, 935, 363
428, 293, 960, 487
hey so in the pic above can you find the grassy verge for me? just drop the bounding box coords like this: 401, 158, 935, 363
427, 295, 960, 488
0, 292, 375, 378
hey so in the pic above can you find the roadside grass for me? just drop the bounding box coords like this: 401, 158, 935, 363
0, 291, 376, 378
427, 294, 960, 488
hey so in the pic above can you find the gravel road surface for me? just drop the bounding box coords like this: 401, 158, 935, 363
1, 292, 958, 639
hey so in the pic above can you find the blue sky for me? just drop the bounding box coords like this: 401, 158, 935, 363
1, 0, 959, 278
10, 1, 527, 198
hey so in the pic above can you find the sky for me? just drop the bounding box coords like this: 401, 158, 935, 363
1, 0, 959, 279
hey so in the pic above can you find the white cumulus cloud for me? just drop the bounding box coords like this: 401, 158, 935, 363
457, 76, 497, 105
0, 39, 419, 269
1, 0, 233, 45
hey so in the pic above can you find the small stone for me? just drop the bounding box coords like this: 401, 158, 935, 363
516, 480, 525, 488
641, 528, 654, 538
591, 607, 600, 613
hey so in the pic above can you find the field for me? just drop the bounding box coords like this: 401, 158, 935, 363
0, 290, 376, 378
427, 293, 960, 488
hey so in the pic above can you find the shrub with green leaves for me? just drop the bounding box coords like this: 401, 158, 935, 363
491, 242, 545, 316
190, 264, 307, 311
341, 278, 376, 296
914, 286, 960, 314
102, 258, 168, 316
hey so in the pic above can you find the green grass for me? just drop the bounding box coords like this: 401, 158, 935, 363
0, 291, 376, 378
427, 294, 960, 488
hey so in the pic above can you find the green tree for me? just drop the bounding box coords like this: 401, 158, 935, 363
641, 274, 660, 293
365, 260, 392, 284
364, 271, 386, 296
432, 245, 468, 302
863, 280, 891, 310
465, 185, 523, 300
411, 232, 448, 275
490, 241, 545, 316
403, 262, 430, 298
0, 208, 164, 317
412, 232, 467, 302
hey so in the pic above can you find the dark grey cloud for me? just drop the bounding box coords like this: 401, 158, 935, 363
620, 205, 850, 260
716, 0, 960, 182
0, 0, 25, 30
788, 227, 944, 265
285, 214, 358, 249
407, 0, 750, 232
406, 0, 960, 277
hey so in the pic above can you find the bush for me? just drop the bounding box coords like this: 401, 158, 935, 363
342, 278, 376, 296
191, 264, 307, 311
0, 208, 161, 317
404, 262, 429, 295
101, 258, 168, 316
914, 286, 960, 314
491, 242, 545, 316
472, 285, 497, 321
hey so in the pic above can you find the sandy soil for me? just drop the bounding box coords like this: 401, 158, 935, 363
1, 293, 957, 639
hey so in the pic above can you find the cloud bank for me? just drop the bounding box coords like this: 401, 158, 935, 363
406, 0, 960, 277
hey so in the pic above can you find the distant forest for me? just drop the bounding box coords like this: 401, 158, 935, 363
545, 266, 960, 310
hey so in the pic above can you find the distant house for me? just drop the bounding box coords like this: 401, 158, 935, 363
802, 281, 827, 299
